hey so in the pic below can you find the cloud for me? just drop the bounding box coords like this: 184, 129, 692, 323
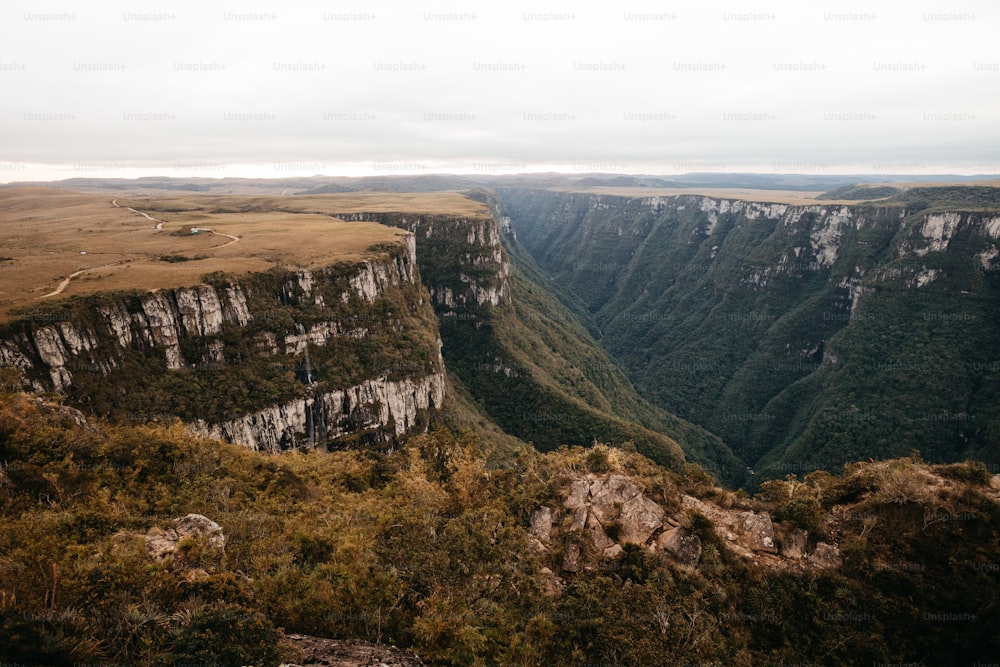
1, 0, 997, 181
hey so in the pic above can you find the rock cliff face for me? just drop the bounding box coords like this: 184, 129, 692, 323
0, 236, 445, 452
333, 211, 511, 317
499, 188, 1000, 477
196, 372, 445, 453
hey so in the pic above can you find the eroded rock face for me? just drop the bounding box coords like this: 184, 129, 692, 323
145, 514, 225, 560
808, 542, 843, 569
657, 527, 703, 567
566, 474, 665, 547
529, 507, 553, 545
779, 527, 809, 560
740, 512, 778, 553
194, 371, 446, 452
682, 495, 777, 555
618, 494, 666, 545
4, 237, 447, 453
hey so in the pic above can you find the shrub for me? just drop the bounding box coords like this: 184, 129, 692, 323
784, 496, 824, 534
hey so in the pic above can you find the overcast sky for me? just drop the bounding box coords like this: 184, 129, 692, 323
1, 0, 997, 182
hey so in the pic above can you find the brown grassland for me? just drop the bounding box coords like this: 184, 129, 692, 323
0, 188, 487, 322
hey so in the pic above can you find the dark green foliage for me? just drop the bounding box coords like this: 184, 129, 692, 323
168, 603, 284, 666
360, 207, 736, 481
784, 495, 824, 534
817, 184, 903, 200
499, 188, 1000, 482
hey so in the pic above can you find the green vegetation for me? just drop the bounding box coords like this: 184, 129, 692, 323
499, 188, 1000, 482
349, 208, 739, 482
890, 185, 1000, 211
1, 391, 997, 665
816, 184, 903, 200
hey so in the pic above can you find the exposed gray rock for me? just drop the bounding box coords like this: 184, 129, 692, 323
145, 513, 225, 560
529, 507, 553, 545
602, 544, 623, 559
741, 512, 778, 554
618, 494, 666, 545
563, 478, 590, 510
561, 541, 580, 573
195, 371, 446, 452
589, 474, 643, 524
657, 527, 703, 567
780, 527, 809, 559
809, 542, 842, 569
586, 512, 615, 551
681, 495, 777, 555
176, 285, 224, 337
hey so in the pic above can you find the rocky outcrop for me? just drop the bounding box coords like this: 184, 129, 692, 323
537, 473, 841, 574
145, 513, 225, 560
808, 542, 843, 569
681, 494, 777, 556
657, 527, 703, 567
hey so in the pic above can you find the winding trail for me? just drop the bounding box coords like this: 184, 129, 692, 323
111, 197, 240, 247
112, 198, 164, 230
208, 231, 241, 248
39, 260, 130, 299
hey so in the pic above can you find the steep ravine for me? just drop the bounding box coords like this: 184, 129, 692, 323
332, 203, 741, 479
499, 188, 1000, 478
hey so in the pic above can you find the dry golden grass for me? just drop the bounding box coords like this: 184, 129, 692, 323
136, 191, 491, 218
0, 188, 484, 322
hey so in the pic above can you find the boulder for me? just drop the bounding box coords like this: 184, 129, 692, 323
603, 544, 624, 559
569, 505, 588, 532
527, 537, 548, 554
586, 512, 615, 550
561, 541, 581, 573
144, 531, 177, 560
618, 494, 666, 545
564, 478, 590, 509
589, 475, 643, 524
144, 513, 225, 560
780, 527, 808, 559
741, 512, 777, 554
657, 527, 702, 567
808, 542, 842, 569
529, 507, 553, 545
174, 514, 225, 548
